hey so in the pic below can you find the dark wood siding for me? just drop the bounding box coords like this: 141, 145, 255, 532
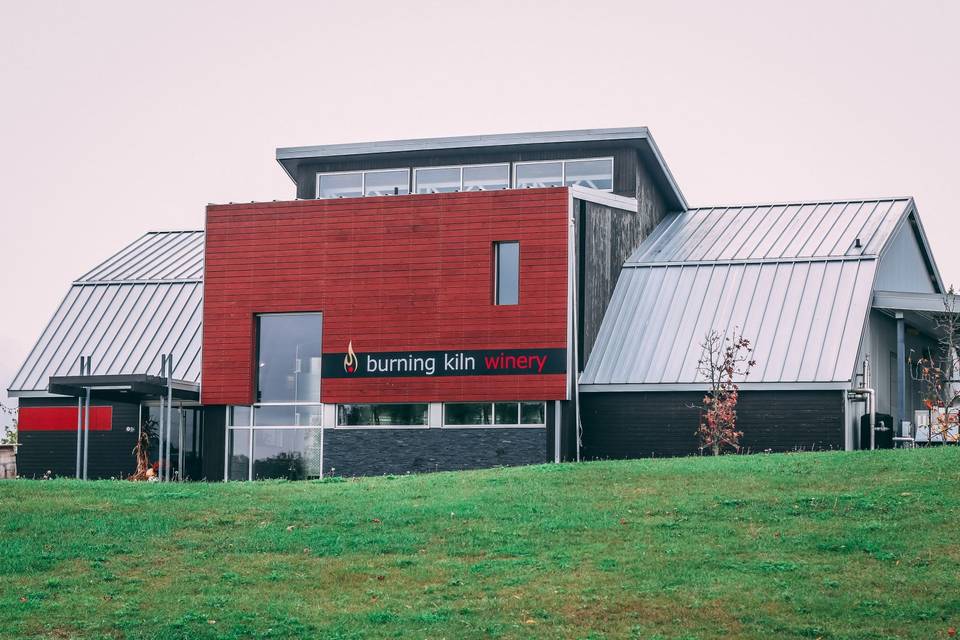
16, 397, 140, 479
295, 146, 639, 199
576, 158, 670, 367
579, 390, 845, 459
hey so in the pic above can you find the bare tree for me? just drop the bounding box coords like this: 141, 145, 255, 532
0, 401, 16, 445
695, 328, 757, 455
913, 286, 960, 443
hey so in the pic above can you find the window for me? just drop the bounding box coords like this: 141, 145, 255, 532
515, 161, 563, 189
494, 241, 519, 305
317, 172, 363, 199
463, 164, 509, 191
364, 169, 410, 196
564, 158, 614, 190
444, 403, 493, 426
444, 402, 546, 426
514, 157, 614, 191
316, 169, 410, 199
256, 313, 323, 403
414, 164, 510, 194
252, 429, 322, 480
415, 167, 461, 193
337, 403, 429, 427
227, 313, 325, 481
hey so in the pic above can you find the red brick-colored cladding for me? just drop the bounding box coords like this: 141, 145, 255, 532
202, 188, 570, 405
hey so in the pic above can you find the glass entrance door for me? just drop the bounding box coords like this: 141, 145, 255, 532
144, 404, 203, 480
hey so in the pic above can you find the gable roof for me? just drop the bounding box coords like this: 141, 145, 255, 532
581, 197, 940, 388
8, 231, 204, 396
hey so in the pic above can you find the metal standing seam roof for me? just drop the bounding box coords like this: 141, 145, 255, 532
580, 198, 930, 387
8, 231, 204, 395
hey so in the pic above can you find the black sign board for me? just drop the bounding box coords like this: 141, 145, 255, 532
322, 347, 567, 379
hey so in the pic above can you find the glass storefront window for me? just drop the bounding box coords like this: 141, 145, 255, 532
444, 402, 546, 427
494, 402, 519, 425
253, 404, 322, 427
444, 403, 493, 426
521, 402, 546, 425
256, 313, 323, 403
337, 403, 429, 426
228, 405, 251, 427
228, 429, 251, 481
252, 429, 323, 480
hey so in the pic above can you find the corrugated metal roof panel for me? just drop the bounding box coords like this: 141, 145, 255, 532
580, 259, 877, 385
76, 231, 204, 282
9, 230, 204, 394
628, 198, 911, 264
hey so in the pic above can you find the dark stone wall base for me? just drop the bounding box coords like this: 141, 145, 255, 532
323, 427, 547, 477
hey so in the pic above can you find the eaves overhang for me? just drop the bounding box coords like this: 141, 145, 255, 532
276, 127, 688, 211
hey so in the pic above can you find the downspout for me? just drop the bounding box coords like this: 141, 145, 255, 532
567, 191, 582, 462
849, 357, 876, 450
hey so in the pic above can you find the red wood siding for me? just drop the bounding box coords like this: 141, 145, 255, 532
19, 406, 113, 431
202, 188, 570, 405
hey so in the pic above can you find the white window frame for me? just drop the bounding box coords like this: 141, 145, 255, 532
513, 157, 614, 192
413, 162, 510, 194
315, 168, 411, 199
315, 169, 364, 199
224, 403, 326, 482
334, 402, 431, 429
442, 401, 547, 429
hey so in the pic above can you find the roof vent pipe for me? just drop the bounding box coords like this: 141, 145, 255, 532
854, 238, 862, 249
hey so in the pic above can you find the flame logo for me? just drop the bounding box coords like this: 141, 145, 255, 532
344, 340, 358, 374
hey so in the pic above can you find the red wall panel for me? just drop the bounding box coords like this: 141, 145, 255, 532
202, 188, 569, 405
19, 406, 113, 431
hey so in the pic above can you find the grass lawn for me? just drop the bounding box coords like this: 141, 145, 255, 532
1, 448, 958, 639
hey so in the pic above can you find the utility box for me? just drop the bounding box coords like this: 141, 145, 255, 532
0, 444, 18, 479
860, 413, 894, 449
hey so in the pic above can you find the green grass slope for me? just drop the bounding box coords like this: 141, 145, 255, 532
1, 448, 958, 639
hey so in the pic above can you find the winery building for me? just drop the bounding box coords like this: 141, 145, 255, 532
7, 127, 947, 480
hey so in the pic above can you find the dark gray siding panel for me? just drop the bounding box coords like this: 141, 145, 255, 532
577, 157, 669, 366
580, 390, 845, 459
202, 406, 226, 481
16, 397, 140, 479
323, 427, 546, 477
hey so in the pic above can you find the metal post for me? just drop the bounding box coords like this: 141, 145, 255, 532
166, 354, 174, 482
319, 423, 324, 479
896, 313, 907, 439
76, 356, 88, 479
82, 384, 91, 480
158, 354, 166, 482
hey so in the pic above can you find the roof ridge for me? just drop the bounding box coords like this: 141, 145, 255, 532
625, 255, 878, 268
684, 196, 912, 211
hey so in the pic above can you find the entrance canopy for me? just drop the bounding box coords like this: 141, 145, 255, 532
873, 290, 955, 337
47, 374, 199, 402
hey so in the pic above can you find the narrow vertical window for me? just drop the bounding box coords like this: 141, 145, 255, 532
494, 241, 519, 305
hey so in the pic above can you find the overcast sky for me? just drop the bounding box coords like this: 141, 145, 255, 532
1, 0, 958, 430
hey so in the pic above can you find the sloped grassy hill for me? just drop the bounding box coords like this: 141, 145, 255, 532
1, 448, 958, 639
